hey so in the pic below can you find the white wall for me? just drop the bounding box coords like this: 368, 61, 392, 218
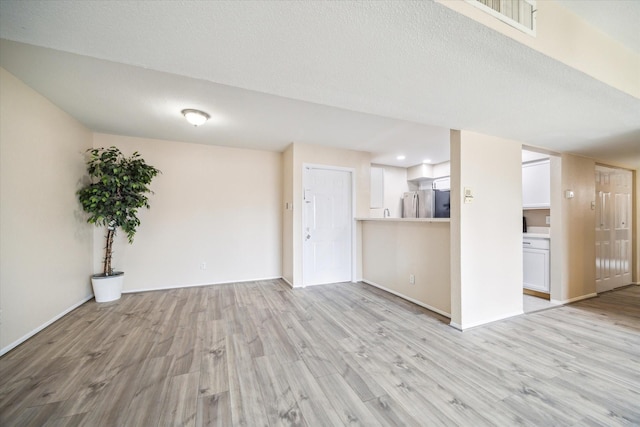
450, 130, 523, 329
92, 133, 282, 291
370, 164, 411, 218
362, 220, 451, 316
0, 68, 93, 353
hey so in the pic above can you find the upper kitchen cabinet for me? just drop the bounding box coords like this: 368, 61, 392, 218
432, 177, 450, 190
522, 159, 550, 209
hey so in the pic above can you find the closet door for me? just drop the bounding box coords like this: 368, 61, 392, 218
596, 166, 632, 293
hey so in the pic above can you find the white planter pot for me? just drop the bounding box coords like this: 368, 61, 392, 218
91, 272, 124, 303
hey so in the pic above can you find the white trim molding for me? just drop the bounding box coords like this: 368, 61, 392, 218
449, 310, 525, 331
0, 294, 94, 356
124, 276, 284, 294
551, 292, 598, 305
362, 279, 451, 319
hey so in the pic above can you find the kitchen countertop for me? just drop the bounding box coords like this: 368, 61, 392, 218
356, 217, 450, 223
524, 226, 550, 239
523, 233, 550, 239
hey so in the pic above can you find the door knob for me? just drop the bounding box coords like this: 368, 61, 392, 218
306, 234, 311, 240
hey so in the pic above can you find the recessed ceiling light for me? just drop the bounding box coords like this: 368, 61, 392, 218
181, 109, 210, 126
423, 159, 432, 164
396, 155, 406, 160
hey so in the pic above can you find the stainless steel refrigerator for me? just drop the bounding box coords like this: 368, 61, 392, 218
434, 189, 450, 218
402, 190, 433, 218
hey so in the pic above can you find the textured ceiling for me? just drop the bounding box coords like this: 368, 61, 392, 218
0, 0, 638, 169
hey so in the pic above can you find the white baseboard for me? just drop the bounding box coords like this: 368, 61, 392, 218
2, 276, 288, 356
362, 279, 451, 318
449, 322, 463, 331
449, 310, 524, 331
551, 292, 597, 305
123, 276, 283, 294
0, 294, 94, 357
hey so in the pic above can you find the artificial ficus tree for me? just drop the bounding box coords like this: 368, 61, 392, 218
77, 146, 160, 276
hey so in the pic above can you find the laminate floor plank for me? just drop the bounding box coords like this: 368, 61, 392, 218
2, 281, 639, 426
198, 338, 229, 397
254, 355, 307, 427
315, 373, 383, 426
8, 401, 63, 427
77, 358, 147, 426
42, 412, 87, 427
258, 316, 300, 364
226, 334, 270, 427
196, 391, 232, 427
365, 394, 423, 427
364, 341, 496, 427
280, 360, 344, 426
118, 355, 174, 426
334, 351, 387, 402
279, 312, 340, 378
158, 371, 200, 427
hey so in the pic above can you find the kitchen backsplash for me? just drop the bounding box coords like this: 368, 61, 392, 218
524, 209, 550, 227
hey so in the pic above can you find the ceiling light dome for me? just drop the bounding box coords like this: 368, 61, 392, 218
181, 109, 210, 126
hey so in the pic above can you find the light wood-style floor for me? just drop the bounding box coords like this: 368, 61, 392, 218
1, 280, 639, 426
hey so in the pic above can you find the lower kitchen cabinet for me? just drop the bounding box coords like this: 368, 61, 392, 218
523, 238, 550, 293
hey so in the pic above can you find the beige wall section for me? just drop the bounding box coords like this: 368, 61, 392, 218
281, 145, 294, 286
450, 130, 523, 329
92, 133, 282, 291
450, 131, 462, 325
286, 142, 370, 287
361, 221, 451, 316
549, 155, 563, 300
635, 171, 639, 284
0, 68, 93, 353
554, 154, 597, 301
437, 0, 640, 99
370, 165, 411, 218
523, 209, 550, 228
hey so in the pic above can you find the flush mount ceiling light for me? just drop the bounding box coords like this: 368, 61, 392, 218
181, 109, 210, 127
423, 159, 432, 164
396, 155, 406, 160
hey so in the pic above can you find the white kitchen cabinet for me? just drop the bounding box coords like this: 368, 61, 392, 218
522, 160, 550, 209
432, 177, 450, 190
523, 237, 550, 293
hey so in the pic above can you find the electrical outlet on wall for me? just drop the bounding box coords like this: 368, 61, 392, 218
200, 262, 207, 270
409, 274, 415, 284
545, 216, 551, 225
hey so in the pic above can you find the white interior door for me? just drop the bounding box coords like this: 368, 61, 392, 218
303, 166, 352, 286
596, 166, 632, 293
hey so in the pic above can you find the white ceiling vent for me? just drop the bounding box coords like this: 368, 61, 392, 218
468, 0, 537, 35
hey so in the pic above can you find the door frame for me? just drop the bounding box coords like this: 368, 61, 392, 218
301, 163, 356, 287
